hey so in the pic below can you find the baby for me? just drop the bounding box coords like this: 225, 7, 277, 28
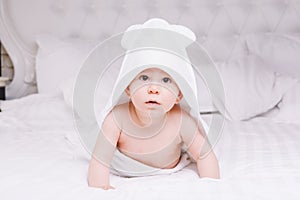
87, 67, 220, 190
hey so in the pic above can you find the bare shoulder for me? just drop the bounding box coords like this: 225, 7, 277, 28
178, 107, 197, 124
107, 103, 129, 129
169, 105, 196, 124
178, 108, 204, 139
109, 103, 128, 118
101, 109, 122, 139
102, 103, 128, 128
169, 104, 183, 116
111, 102, 129, 113
101, 111, 118, 130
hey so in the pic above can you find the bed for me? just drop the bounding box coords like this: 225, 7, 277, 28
1, 94, 300, 199
1, 0, 300, 199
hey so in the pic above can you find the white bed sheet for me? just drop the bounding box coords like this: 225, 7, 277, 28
1, 94, 300, 200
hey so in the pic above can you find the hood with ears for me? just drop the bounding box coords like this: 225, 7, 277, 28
97, 18, 209, 133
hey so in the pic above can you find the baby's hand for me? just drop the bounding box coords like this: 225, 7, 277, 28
99, 185, 115, 190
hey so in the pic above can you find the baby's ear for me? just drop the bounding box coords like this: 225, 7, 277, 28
125, 87, 130, 97
175, 91, 183, 104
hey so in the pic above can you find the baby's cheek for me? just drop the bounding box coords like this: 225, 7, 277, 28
130, 84, 147, 96
130, 88, 147, 106
164, 84, 180, 96
162, 93, 177, 110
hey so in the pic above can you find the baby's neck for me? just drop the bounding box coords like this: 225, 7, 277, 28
129, 103, 167, 127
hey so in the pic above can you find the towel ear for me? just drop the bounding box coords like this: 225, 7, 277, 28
121, 18, 196, 50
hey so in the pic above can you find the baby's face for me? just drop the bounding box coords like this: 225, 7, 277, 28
126, 68, 182, 113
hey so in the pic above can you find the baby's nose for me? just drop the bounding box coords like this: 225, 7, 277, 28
147, 84, 160, 94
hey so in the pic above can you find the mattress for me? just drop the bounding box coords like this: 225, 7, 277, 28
0, 93, 299, 200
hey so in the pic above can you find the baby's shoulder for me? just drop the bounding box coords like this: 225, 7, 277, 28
169, 104, 184, 116
172, 106, 193, 121
175, 108, 200, 135
170, 106, 198, 129
109, 103, 129, 127
111, 103, 129, 114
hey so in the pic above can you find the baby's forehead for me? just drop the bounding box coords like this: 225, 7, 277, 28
138, 68, 170, 76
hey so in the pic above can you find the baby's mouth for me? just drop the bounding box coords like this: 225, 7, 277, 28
145, 100, 160, 105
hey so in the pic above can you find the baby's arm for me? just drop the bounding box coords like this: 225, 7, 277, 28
180, 112, 220, 179
87, 112, 121, 189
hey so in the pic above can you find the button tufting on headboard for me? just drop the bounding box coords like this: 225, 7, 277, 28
0, 0, 299, 99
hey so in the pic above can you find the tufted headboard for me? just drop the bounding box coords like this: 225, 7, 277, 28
0, 0, 300, 99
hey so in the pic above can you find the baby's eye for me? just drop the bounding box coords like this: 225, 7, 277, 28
162, 77, 171, 83
139, 75, 149, 81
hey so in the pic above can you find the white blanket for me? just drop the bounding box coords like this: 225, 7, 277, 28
1, 94, 300, 200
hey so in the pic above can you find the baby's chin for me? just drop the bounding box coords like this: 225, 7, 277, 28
134, 104, 174, 115
147, 109, 167, 116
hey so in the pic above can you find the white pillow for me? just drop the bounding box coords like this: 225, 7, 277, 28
213, 54, 296, 121
272, 81, 300, 124
246, 33, 300, 78
35, 35, 96, 94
